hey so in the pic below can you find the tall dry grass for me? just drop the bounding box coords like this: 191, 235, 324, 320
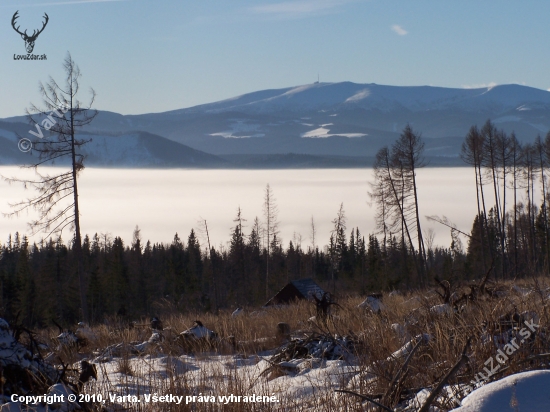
36, 278, 550, 411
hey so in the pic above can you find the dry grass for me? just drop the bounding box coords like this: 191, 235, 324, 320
36, 278, 550, 411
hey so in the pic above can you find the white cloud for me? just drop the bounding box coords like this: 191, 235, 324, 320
250, 0, 358, 19
391, 24, 408, 36
462, 82, 498, 89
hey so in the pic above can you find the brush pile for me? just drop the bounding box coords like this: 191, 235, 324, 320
0, 318, 92, 411
270, 332, 356, 362
0, 319, 60, 397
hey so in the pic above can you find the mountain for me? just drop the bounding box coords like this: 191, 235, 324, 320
170, 82, 550, 114
3, 82, 550, 165
0, 121, 226, 168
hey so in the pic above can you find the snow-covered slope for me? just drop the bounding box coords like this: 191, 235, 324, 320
82, 131, 227, 167
80, 132, 225, 167
0, 122, 226, 167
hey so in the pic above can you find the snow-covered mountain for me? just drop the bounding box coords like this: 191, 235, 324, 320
171, 82, 550, 114
3, 82, 550, 165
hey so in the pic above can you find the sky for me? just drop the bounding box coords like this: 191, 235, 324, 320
1, 0, 550, 118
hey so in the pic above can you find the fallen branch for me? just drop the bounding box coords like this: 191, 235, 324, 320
426, 215, 472, 239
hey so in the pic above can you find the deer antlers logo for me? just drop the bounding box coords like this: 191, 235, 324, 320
12, 11, 49, 54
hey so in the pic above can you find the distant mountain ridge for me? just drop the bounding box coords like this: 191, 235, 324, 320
170, 82, 550, 114
2, 82, 550, 166
0, 121, 226, 168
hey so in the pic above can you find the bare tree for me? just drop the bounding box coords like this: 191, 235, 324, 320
3, 52, 96, 321
481, 120, 508, 278
425, 228, 435, 253
263, 184, 279, 299
292, 231, 303, 251
131, 225, 142, 252
520, 143, 538, 268
250, 216, 264, 249
368, 178, 389, 247
391, 125, 427, 279
310, 216, 316, 251
310, 216, 317, 278
99, 232, 113, 252
197, 217, 218, 312
232, 206, 247, 238
370, 146, 419, 277
509, 133, 522, 277
535, 135, 549, 272
496, 127, 514, 276
461, 125, 488, 270
369, 125, 427, 284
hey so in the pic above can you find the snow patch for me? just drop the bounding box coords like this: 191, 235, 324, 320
279, 84, 318, 97
301, 127, 331, 138
301, 127, 366, 139
358, 296, 385, 313
209, 120, 265, 139
452, 370, 550, 411
517, 104, 531, 111
345, 89, 371, 103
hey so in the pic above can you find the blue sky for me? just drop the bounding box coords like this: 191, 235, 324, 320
1, 0, 550, 117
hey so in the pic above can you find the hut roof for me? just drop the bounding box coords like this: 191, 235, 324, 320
264, 278, 325, 306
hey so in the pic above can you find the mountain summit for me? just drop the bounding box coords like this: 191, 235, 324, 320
174, 82, 550, 115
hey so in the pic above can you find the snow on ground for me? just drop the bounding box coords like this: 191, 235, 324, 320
357, 296, 385, 313
301, 127, 331, 138
90, 348, 550, 411
89, 351, 359, 410
345, 89, 371, 103
209, 120, 265, 138
451, 370, 550, 412
300, 127, 366, 138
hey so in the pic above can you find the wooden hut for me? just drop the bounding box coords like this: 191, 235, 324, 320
264, 278, 325, 306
